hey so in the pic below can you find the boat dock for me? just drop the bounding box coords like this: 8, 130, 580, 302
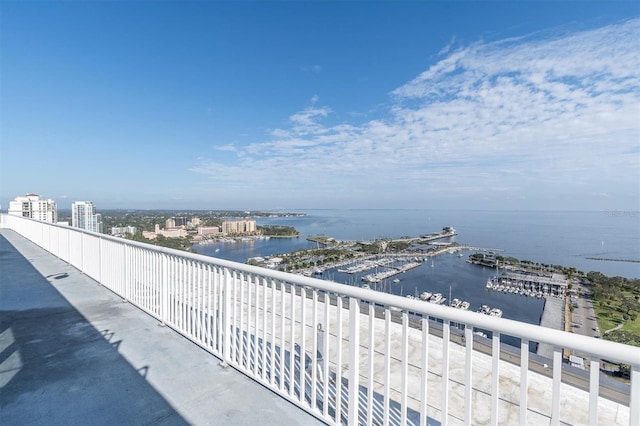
361, 261, 422, 283
486, 270, 567, 298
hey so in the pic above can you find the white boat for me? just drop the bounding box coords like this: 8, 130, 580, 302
478, 304, 491, 314
489, 308, 503, 318
460, 301, 470, 310
393, 278, 400, 283
429, 293, 444, 304
420, 291, 432, 301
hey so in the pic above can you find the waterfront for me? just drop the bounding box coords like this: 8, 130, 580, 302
193, 209, 639, 334
194, 209, 639, 276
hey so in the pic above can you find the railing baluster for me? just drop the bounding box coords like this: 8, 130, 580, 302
491, 332, 500, 426
335, 295, 344, 424
401, 311, 409, 426
383, 307, 391, 426
442, 319, 450, 425
260, 277, 267, 381
253, 275, 259, 376
300, 287, 307, 406
422, 317, 430, 426
630, 365, 639, 426
239, 272, 246, 368
279, 281, 286, 392
160, 254, 167, 326
270, 278, 276, 388
520, 338, 529, 425
551, 347, 562, 425
322, 293, 330, 418
289, 283, 296, 397
311, 290, 318, 412
181, 259, 186, 332
589, 357, 599, 426
348, 297, 360, 425
367, 304, 375, 426
464, 325, 472, 425
214, 266, 221, 354
222, 267, 232, 367
199, 262, 205, 343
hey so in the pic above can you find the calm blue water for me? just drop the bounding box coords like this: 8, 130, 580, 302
193, 210, 640, 327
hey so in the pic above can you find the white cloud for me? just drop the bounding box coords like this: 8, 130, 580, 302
215, 144, 237, 152
191, 19, 640, 209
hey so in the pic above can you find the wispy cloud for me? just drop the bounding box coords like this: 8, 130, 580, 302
191, 19, 640, 208
301, 64, 322, 73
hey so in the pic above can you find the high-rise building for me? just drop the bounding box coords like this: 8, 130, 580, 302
8, 193, 58, 223
71, 201, 103, 233
221, 219, 257, 235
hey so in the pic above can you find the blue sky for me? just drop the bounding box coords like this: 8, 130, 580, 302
1, 1, 639, 211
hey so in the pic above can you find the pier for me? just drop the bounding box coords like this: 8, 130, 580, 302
361, 261, 422, 283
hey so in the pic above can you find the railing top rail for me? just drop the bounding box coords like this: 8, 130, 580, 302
3, 213, 639, 368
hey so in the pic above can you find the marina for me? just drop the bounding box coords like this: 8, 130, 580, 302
486, 269, 567, 299
191, 209, 639, 353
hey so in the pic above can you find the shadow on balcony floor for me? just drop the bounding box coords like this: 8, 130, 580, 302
0, 230, 323, 425
0, 233, 189, 425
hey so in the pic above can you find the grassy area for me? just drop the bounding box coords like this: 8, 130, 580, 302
593, 299, 640, 333
593, 301, 623, 331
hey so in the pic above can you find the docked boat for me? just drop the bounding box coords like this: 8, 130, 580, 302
459, 301, 470, 310
489, 308, 503, 318
429, 293, 445, 304
478, 304, 491, 314
420, 291, 432, 301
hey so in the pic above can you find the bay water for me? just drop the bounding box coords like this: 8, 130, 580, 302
193, 209, 640, 328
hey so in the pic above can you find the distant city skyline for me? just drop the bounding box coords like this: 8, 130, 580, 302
1, 2, 639, 211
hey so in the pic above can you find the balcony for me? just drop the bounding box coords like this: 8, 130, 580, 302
1, 214, 638, 425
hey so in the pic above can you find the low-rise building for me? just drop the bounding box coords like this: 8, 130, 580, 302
111, 226, 137, 236
143, 224, 188, 240
198, 226, 220, 236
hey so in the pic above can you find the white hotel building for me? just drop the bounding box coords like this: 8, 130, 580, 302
8, 193, 58, 223
71, 201, 103, 233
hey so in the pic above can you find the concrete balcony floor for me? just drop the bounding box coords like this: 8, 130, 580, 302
0, 230, 324, 426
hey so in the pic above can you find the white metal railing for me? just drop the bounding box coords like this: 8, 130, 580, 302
2, 213, 639, 425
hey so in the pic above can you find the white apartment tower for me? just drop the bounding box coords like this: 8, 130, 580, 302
8, 194, 58, 223
71, 201, 103, 233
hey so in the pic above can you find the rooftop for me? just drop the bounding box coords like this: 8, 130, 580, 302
0, 230, 323, 425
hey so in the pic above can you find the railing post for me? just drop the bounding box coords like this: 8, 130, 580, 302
98, 236, 103, 285
123, 243, 130, 302
630, 365, 639, 426
220, 267, 232, 368
159, 253, 167, 326
348, 297, 360, 425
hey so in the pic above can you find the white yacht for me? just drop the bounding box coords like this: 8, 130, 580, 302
489, 308, 503, 318
429, 293, 445, 304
